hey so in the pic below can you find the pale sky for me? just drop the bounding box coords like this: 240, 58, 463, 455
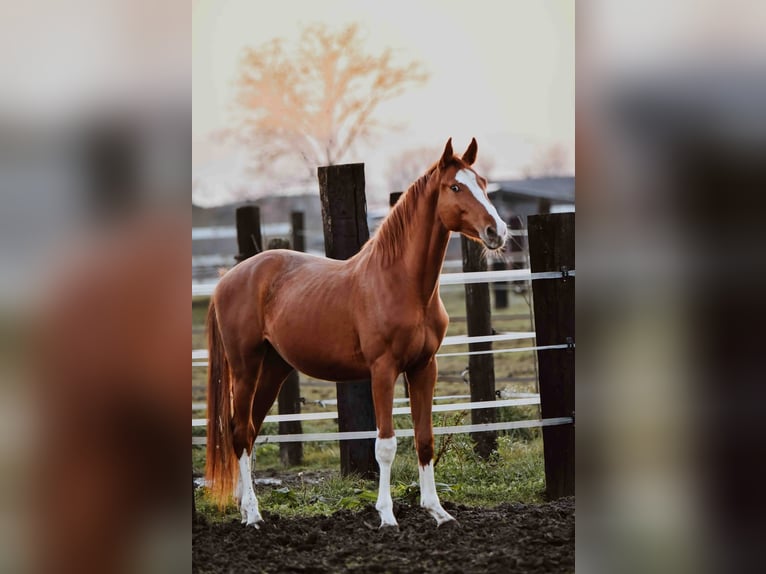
193, 0, 574, 206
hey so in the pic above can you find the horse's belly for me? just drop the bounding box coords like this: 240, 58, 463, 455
267, 334, 369, 382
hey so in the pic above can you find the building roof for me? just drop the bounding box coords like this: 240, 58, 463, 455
491, 176, 575, 203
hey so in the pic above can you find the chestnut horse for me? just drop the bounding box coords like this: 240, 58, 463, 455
206, 138, 507, 528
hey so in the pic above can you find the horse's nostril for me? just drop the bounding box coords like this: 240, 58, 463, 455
486, 226, 497, 239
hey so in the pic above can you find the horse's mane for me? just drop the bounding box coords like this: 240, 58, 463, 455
367, 164, 438, 266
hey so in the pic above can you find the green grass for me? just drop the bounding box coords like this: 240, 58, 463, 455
194, 433, 545, 521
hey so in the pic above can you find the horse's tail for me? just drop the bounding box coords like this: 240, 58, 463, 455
205, 299, 237, 507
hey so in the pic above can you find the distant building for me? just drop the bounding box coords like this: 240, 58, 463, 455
192, 177, 575, 281
192, 193, 325, 281
489, 176, 575, 226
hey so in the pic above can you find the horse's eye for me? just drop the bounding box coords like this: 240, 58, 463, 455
450, 184, 460, 192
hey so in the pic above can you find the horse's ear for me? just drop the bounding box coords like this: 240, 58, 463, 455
462, 138, 478, 165
439, 138, 454, 169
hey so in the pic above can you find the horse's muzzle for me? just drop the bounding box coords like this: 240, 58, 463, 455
480, 225, 507, 250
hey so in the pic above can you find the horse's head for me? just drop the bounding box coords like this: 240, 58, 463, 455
433, 138, 508, 250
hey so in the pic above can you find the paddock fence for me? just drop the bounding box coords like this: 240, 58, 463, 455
190, 267, 574, 442
191, 190, 574, 497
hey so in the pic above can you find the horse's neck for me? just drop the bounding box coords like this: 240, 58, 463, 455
370, 179, 450, 301
410, 210, 451, 302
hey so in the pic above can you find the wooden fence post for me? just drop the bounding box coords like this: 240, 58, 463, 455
491, 256, 508, 309
317, 163, 377, 479
492, 216, 526, 308
509, 215, 528, 295
461, 237, 497, 458
291, 211, 306, 253
267, 236, 304, 467
528, 212, 575, 499
235, 205, 262, 262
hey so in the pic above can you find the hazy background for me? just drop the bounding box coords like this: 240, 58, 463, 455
192, 0, 575, 206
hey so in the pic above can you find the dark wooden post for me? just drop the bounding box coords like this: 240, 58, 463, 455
267, 237, 304, 467
491, 256, 508, 309
528, 212, 574, 499
508, 215, 527, 294
461, 237, 497, 458
235, 205, 263, 262
291, 211, 305, 253
318, 163, 377, 478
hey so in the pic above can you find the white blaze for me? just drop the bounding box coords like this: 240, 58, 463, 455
455, 169, 507, 238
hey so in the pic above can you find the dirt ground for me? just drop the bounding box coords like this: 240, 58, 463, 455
193, 497, 574, 573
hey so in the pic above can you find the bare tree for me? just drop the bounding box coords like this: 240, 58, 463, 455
386, 147, 439, 193
233, 24, 428, 184
522, 143, 571, 178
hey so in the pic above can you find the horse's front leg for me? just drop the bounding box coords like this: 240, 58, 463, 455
370, 359, 399, 528
407, 358, 456, 526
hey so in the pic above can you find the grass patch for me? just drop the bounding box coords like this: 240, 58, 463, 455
432, 434, 545, 506
195, 433, 545, 521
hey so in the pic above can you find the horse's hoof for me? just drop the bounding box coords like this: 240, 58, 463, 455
423, 504, 456, 527
437, 517, 459, 529
378, 522, 399, 531
240, 495, 263, 527
376, 506, 398, 530
242, 513, 263, 528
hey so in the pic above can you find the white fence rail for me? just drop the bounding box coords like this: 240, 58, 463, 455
191, 397, 541, 427
191, 392, 540, 411
191, 417, 573, 445
192, 268, 573, 297
190, 261, 575, 446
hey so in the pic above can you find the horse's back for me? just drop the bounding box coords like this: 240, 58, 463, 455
214, 249, 335, 303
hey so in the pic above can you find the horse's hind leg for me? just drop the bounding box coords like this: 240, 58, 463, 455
229, 345, 267, 526
407, 358, 456, 526
236, 343, 294, 527
250, 344, 295, 436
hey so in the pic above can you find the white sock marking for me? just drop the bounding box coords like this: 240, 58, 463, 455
455, 169, 507, 239
234, 477, 242, 503
419, 461, 455, 525
238, 450, 262, 527
375, 435, 398, 527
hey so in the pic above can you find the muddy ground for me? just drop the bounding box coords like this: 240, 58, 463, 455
193, 497, 574, 573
